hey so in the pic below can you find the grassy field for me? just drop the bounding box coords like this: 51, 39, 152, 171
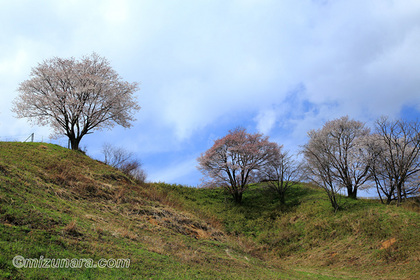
0, 142, 419, 279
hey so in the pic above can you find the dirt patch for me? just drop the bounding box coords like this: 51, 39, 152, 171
380, 237, 397, 250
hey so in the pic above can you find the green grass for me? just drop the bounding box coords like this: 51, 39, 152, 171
158, 182, 420, 279
0, 142, 295, 279
0, 142, 419, 279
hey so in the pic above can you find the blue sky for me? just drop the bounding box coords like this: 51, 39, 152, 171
1, 0, 420, 191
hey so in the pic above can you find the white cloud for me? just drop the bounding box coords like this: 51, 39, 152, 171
255, 109, 277, 135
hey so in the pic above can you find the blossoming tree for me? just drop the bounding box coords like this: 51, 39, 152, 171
12, 53, 140, 150
197, 127, 279, 203
302, 116, 371, 210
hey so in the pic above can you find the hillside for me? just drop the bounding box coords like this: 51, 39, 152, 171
0, 142, 419, 279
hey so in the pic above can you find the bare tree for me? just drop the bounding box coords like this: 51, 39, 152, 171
12, 53, 140, 150
302, 116, 371, 210
197, 127, 278, 203
303, 135, 342, 211
368, 117, 420, 205
102, 143, 133, 168
102, 143, 147, 183
259, 148, 302, 204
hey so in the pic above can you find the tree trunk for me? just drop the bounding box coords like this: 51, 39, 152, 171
69, 137, 81, 151
376, 183, 384, 204
325, 187, 340, 212
347, 187, 357, 199
396, 183, 402, 206
279, 191, 286, 204
232, 191, 243, 204
329, 195, 340, 212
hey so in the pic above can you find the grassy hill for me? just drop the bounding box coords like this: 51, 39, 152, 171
0, 142, 419, 279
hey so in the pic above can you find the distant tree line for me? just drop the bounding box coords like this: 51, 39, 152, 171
10, 54, 419, 207
197, 116, 420, 209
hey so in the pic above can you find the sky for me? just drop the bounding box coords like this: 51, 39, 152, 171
1, 0, 420, 193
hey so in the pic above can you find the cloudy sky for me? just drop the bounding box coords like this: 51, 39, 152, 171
1, 0, 420, 189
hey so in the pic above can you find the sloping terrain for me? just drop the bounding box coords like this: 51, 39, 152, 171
167, 183, 420, 279
0, 142, 298, 279
0, 142, 419, 279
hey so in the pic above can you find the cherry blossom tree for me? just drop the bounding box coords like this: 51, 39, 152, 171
197, 127, 279, 203
368, 117, 420, 205
302, 116, 371, 210
12, 53, 140, 150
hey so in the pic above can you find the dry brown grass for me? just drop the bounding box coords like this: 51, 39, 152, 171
62, 219, 82, 237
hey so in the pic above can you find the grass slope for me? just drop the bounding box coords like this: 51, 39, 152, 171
0, 142, 419, 279
152, 181, 420, 279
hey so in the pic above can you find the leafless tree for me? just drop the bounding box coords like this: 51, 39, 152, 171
368, 117, 420, 205
102, 143, 133, 168
102, 143, 147, 183
12, 53, 140, 150
303, 139, 342, 211
302, 116, 371, 210
259, 148, 303, 204
197, 127, 279, 203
